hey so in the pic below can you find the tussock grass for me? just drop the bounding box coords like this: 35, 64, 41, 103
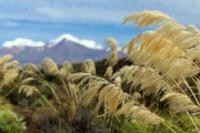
0, 10, 200, 133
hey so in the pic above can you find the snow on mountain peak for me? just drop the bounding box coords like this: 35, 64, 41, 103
48, 34, 103, 49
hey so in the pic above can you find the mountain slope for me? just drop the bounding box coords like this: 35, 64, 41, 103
0, 38, 109, 64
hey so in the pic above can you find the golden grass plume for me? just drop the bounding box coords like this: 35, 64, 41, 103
70, 73, 163, 124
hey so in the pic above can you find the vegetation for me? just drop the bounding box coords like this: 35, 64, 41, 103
0, 10, 200, 132
0, 104, 26, 133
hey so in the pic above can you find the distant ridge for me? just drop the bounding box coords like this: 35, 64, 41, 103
0, 34, 109, 64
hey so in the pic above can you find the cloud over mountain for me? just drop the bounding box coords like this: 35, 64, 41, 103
2, 38, 45, 48
1, 34, 103, 50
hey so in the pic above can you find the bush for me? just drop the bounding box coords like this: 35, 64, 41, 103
0, 105, 26, 133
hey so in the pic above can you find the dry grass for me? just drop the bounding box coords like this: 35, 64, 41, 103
0, 10, 200, 133
71, 73, 163, 125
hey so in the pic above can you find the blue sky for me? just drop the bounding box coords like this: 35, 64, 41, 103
0, 0, 200, 47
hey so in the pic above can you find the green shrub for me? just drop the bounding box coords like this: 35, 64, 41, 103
0, 105, 26, 133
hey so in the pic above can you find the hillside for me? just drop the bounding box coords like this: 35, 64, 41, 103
0, 36, 109, 64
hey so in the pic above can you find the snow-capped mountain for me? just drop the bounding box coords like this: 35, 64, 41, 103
0, 34, 109, 64
48, 34, 103, 49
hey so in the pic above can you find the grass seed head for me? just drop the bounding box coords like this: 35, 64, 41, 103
41, 58, 59, 76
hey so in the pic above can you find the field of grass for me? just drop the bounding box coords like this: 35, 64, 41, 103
0, 10, 200, 133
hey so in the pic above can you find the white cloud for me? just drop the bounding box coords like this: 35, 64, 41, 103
36, 7, 65, 18
0, 0, 200, 25
2, 38, 45, 48
49, 34, 103, 49
1, 34, 103, 50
